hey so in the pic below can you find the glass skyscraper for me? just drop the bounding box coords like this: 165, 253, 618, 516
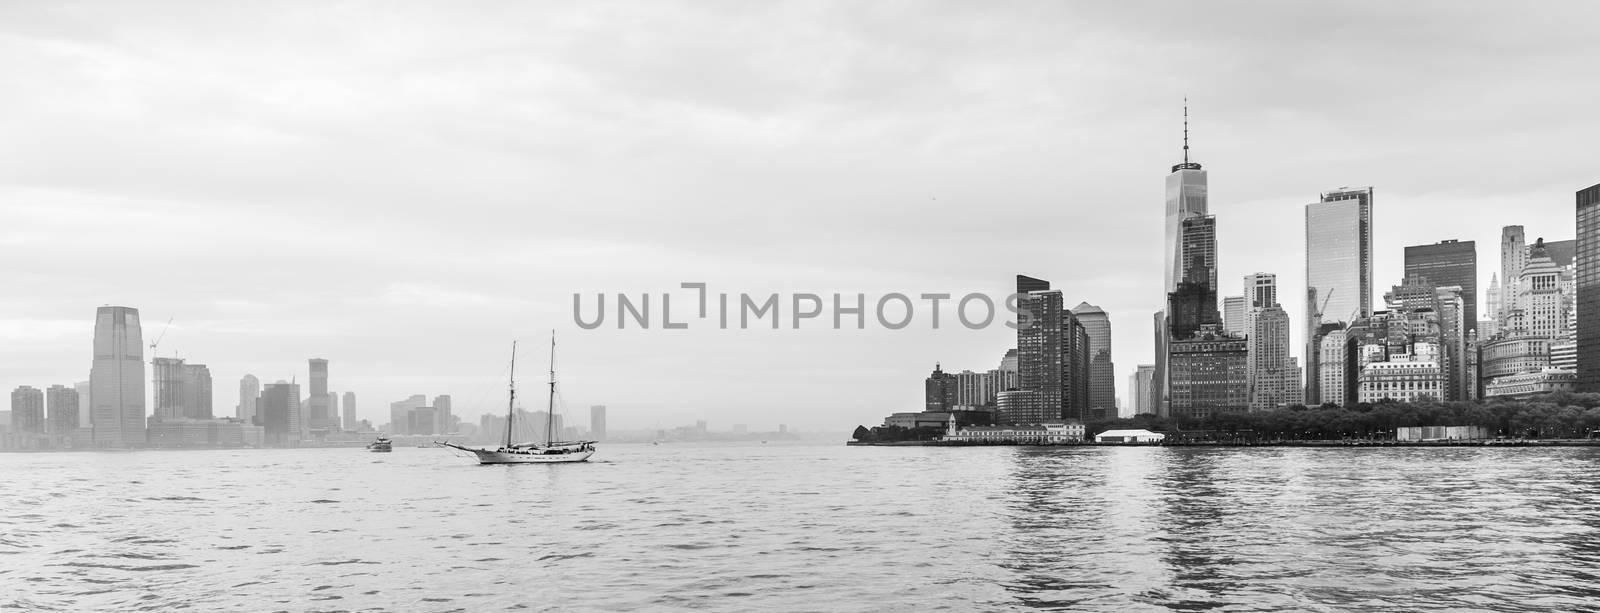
90, 306, 145, 447
1576, 183, 1600, 392
1070, 302, 1115, 418
1404, 239, 1478, 335
1304, 187, 1373, 405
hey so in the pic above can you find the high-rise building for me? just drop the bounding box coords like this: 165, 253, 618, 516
306, 358, 333, 433
1248, 305, 1301, 411
1180, 216, 1219, 294
1071, 302, 1115, 419
924, 364, 956, 411
1485, 273, 1502, 335
433, 395, 452, 434
1159, 107, 1209, 419
342, 392, 357, 432
1169, 326, 1249, 420
1132, 364, 1155, 417
328, 391, 341, 431
1508, 239, 1569, 340
1245, 273, 1278, 309
47, 384, 79, 437
1501, 225, 1528, 326
1222, 296, 1246, 336
238, 374, 260, 424
259, 381, 302, 447
1168, 257, 1221, 341
11, 386, 45, 436
389, 394, 426, 435
74, 381, 90, 429
182, 363, 212, 419
1013, 276, 1090, 424
590, 405, 607, 441
1305, 187, 1374, 405
151, 357, 187, 421
90, 306, 145, 447
1404, 239, 1478, 334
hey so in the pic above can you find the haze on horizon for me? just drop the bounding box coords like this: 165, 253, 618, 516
3, 2, 1598, 432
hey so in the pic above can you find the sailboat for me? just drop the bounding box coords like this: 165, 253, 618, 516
439, 334, 596, 464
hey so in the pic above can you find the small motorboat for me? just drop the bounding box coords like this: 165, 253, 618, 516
367, 437, 393, 452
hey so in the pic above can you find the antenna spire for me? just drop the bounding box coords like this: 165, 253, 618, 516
1183, 96, 1190, 164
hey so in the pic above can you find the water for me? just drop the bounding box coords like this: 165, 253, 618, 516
4, 443, 1600, 612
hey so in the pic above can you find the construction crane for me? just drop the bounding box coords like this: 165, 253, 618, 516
1313, 288, 1336, 322
148, 317, 174, 359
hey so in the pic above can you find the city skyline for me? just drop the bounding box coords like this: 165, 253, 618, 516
2, 3, 1597, 430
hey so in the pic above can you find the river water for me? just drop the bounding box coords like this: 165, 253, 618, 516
4, 443, 1600, 611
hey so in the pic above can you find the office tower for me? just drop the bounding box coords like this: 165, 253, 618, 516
1013, 275, 1091, 424
182, 364, 212, 419
953, 370, 987, 407
306, 358, 333, 432
1304, 187, 1374, 405
1404, 239, 1477, 334
238, 374, 260, 423
590, 405, 607, 441
342, 392, 356, 432
1245, 273, 1278, 309
408, 406, 438, 436
1316, 327, 1349, 406
259, 381, 302, 447
1071, 302, 1115, 418
924, 364, 956, 411
328, 391, 341, 431
389, 394, 426, 435
433, 395, 452, 434
1168, 326, 1249, 420
1159, 105, 1208, 420
151, 357, 187, 421
1248, 305, 1301, 411
74, 381, 91, 429
1223, 296, 1245, 336
1501, 225, 1527, 325
46, 384, 79, 436
11, 386, 45, 435
1132, 364, 1155, 416
90, 306, 145, 447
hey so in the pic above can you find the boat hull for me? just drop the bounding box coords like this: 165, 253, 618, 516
441, 443, 594, 464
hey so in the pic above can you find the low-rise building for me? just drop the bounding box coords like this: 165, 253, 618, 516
1357, 361, 1444, 403
943, 421, 1084, 444
1396, 425, 1489, 441
1094, 429, 1166, 443
1484, 369, 1577, 399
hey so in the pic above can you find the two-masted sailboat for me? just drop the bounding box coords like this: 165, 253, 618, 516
439, 335, 596, 464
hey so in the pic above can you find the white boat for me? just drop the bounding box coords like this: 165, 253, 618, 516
440, 334, 596, 464
367, 437, 392, 452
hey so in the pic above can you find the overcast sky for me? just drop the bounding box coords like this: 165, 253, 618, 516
3, 2, 1598, 432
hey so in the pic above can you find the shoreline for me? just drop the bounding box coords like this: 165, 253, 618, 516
847, 439, 1600, 448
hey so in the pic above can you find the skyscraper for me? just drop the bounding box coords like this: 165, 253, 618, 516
1071, 302, 1115, 419
924, 364, 956, 411
47, 384, 79, 437
151, 357, 187, 421
1305, 187, 1373, 405
1180, 216, 1219, 293
307, 358, 333, 433
433, 394, 452, 434
1245, 273, 1277, 309
238, 374, 260, 424
1501, 225, 1527, 326
1404, 239, 1477, 334
1248, 305, 1301, 411
259, 381, 302, 447
11, 386, 45, 436
182, 363, 212, 419
74, 381, 90, 429
90, 306, 145, 447
342, 391, 357, 432
590, 405, 607, 441
1158, 104, 1209, 419
1131, 364, 1155, 416
1013, 276, 1090, 424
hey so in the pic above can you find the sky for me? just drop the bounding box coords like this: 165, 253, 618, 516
3, 1, 1598, 432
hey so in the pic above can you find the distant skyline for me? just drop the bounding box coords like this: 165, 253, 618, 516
2, 3, 1597, 430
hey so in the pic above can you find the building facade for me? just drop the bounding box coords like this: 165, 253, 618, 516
238, 374, 260, 423
1071, 302, 1116, 419
1168, 326, 1249, 420
1404, 239, 1477, 334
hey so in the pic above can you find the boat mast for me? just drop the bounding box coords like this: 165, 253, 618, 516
546, 330, 556, 447
505, 341, 517, 449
